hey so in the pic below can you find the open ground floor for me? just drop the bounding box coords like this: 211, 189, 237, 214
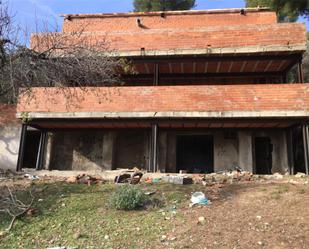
16, 119, 309, 175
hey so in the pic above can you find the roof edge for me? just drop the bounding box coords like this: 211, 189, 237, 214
60, 8, 272, 19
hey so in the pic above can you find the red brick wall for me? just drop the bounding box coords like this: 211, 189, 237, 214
62, 11, 277, 33
17, 84, 309, 113
0, 104, 19, 125
31, 22, 306, 53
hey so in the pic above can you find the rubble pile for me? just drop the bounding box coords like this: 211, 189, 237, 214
66, 174, 104, 185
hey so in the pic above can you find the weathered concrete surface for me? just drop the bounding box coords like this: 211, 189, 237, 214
49, 131, 105, 171
0, 125, 21, 170
214, 131, 238, 172
113, 131, 149, 170
238, 131, 253, 172
43, 128, 290, 174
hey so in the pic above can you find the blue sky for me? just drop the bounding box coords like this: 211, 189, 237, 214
8, 0, 309, 34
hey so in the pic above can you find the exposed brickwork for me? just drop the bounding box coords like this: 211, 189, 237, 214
31, 9, 306, 53
62, 11, 277, 33
0, 104, 19, 125
17, 84, 309, 113
31, 22, 306, 53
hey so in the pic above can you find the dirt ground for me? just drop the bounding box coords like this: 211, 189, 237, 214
0, 174, 309, 249
163, 181, 309, 249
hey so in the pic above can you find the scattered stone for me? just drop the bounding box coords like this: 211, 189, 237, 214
295, 172, 306, 178
104, 235, 110, 240
66, 176, 77, 184
161, 235, 167, 242
257, 241, 264, 246
256, 215, 262, 220
162, 175, 193, 185
197, 216, 206, 225
73, 231, 81, 239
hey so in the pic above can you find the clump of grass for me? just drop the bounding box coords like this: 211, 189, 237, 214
298, 188, 305, 194
109, 185, 147, 210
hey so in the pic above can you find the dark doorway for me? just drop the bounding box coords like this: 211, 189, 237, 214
176, 135, 214, 173
23, 130, 41, 168
254, 137, 273, 174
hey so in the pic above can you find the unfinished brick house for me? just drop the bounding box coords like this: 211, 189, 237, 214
16, 8, 309, 175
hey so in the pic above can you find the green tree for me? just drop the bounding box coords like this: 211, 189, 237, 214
246, 0, 308, 22
133, 0, 195, 12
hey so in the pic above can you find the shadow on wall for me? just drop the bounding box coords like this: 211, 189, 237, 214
0, 125, 21, 170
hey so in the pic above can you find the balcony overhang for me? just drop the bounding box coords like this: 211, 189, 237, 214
17, 83, 309, 129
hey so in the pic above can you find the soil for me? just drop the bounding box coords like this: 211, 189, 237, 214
163, 181, 309, 249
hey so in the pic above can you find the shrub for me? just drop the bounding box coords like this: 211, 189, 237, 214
109, 185, 146, 210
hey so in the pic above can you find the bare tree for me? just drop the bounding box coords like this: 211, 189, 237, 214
0, 1, 128, 104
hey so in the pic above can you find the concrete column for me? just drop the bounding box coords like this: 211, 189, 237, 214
102, 132, 115, 170
238, 131, 253, 172
158, 131, 168, 173
43, 133, 53, 170
271, 131, 289, 174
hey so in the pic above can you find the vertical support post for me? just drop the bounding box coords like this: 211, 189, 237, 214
16, 124, 27, 172
287, 129, 294, 175
298, 59, 304, 83
150, 124, 158, 172
36, 131, 47, 170
302, 125, 309, 175
153, 63, 159, 86
305, 125, 309, 175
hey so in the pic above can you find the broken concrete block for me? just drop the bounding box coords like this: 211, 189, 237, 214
161, 175, 193, 185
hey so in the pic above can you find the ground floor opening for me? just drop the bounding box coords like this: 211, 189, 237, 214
16, 118, 309, 175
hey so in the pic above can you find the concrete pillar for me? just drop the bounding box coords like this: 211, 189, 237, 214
238, 131, 253, 172
158, 131, 168, 173
102, 132, 115, 170
43, 133, 53, 170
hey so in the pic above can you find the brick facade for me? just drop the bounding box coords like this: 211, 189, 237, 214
17, 84, 309, 114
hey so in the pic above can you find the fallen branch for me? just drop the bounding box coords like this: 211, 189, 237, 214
0, 186, 35, 231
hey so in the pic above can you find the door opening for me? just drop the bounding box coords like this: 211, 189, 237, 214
254, 137, 273, 174
176, 135, 214, 173
23, 130, 41, 168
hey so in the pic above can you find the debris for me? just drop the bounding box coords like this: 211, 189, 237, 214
66, 174, 103, 185
295, 172, 306, 178
272, 173, 284, 180
161, 235, 167, 242
197, 216, 206, 225
114, 171, 143, 184
144, 190, 157, 196
162, 175, 193, 185
191, 192, 209, 206
24, 174, 39, 180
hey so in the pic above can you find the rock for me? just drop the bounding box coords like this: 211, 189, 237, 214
73, 231, 81, 239
66, 176, 77, 183
197, 216, 206, 224
161, 235, 167, 242
257, 241, 264, 246
295, 172, 306, 178
104, 235, 110, 240
256, 215, 262, 220
272, 173, 283, 180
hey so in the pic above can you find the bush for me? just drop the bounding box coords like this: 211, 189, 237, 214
109, 185, 146, 210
